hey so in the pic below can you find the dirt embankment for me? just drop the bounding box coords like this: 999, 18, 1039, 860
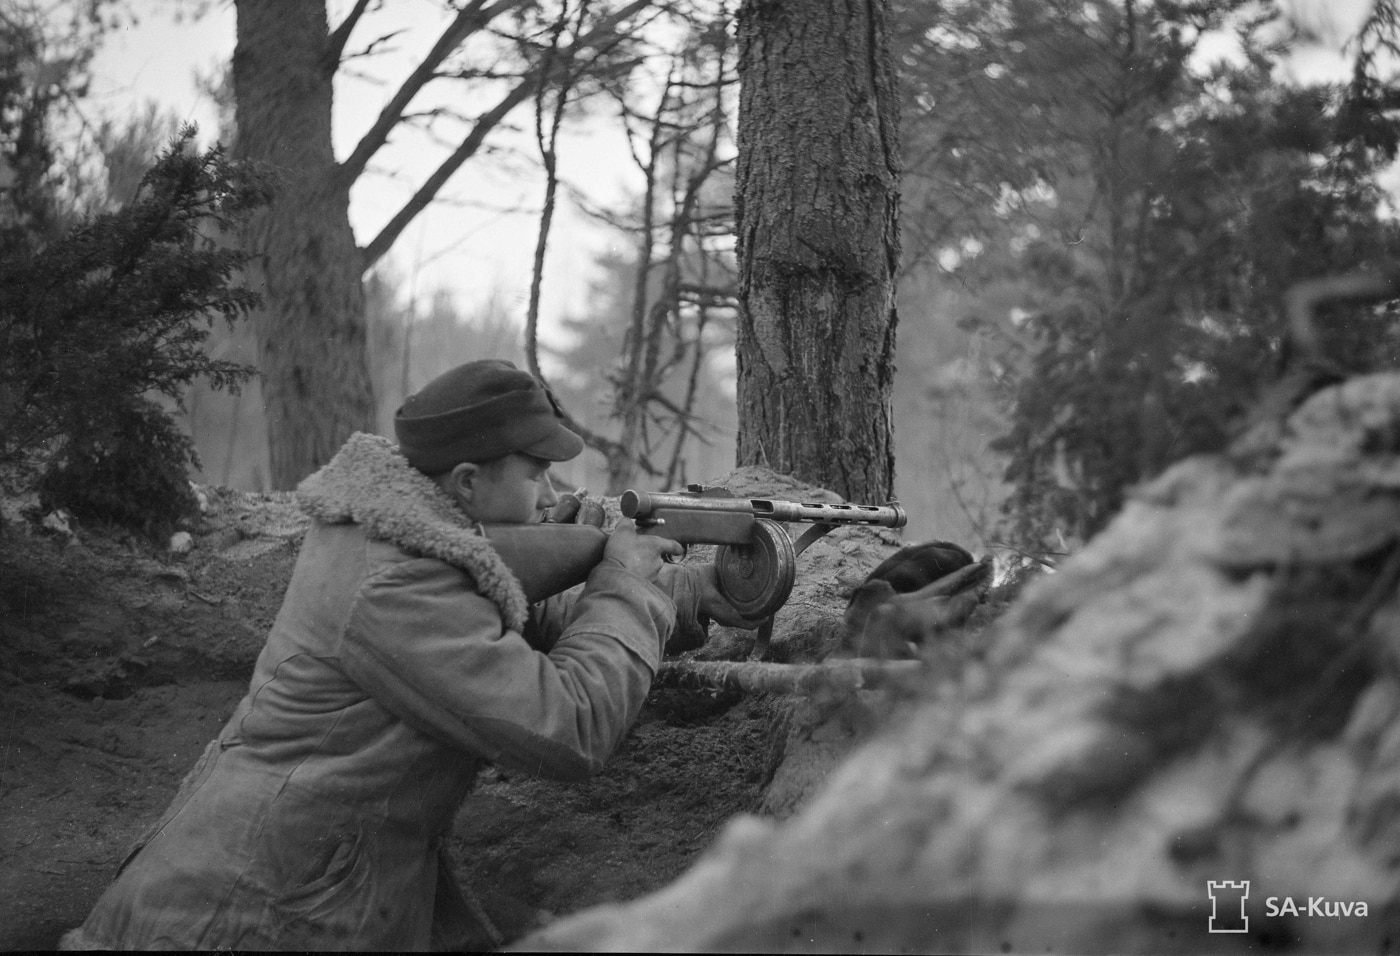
0, 471, 926, 949
0, 488, 302, 949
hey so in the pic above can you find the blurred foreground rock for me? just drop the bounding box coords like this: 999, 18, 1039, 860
518, 373, 1400, 953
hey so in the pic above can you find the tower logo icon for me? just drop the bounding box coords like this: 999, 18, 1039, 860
1207, 880, 1249, 933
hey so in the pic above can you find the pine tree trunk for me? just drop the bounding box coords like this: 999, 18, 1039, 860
733, 0, 901, 504
232, 0, 374, 489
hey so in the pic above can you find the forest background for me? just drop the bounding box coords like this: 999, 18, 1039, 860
5, 0, 1400, 563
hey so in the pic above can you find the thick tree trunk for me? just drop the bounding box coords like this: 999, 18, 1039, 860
232, 0, 374, 489
733, 0, 901, 503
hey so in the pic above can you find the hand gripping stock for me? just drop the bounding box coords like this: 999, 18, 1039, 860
620, 486, 907, 620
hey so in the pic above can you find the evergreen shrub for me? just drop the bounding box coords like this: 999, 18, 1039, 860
0, 126, 271, 538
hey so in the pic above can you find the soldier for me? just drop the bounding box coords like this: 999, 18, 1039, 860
63, 359, 744, 950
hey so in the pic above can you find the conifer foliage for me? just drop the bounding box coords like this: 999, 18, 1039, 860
896, 0, 1400, 550
0, 128, 270, 537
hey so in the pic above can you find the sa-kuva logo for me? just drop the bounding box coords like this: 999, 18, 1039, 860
1207, 880, 1249, 933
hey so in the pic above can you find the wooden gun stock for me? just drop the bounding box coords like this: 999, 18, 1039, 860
475, 523, 608, 603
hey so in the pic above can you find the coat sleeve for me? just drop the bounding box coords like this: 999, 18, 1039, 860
532, 563, 709, 654
337, 557, 676, 780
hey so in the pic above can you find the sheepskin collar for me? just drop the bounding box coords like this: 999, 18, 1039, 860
295, 432, 529, 632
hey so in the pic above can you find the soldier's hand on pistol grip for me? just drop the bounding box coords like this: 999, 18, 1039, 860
603, 520, 683, 583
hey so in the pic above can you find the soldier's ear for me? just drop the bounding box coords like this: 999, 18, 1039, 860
447, 462, 481, 504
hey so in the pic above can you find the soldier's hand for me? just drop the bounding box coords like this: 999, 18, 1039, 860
604, 519, 682, 581
690, 562, 764, 630
549, 489, 606, 527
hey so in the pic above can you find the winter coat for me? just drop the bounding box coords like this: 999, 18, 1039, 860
61, 433, 702, 951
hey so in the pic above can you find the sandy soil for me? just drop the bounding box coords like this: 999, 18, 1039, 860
0, 489, 777, 950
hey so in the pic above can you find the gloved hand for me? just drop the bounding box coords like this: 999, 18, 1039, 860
549, 489, 606, 527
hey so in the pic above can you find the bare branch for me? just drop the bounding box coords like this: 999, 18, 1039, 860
654, 659, 925, 694
360, 85, 532, 270
1283, 270, 1400, 363
340, 29, 412, 65
339, 0, 527, 185
525, 0, 587, 384
324, 0, 375, 69
399, 105, 480, 127
359, 0, 655, 270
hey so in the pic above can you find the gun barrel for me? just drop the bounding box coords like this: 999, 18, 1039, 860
620, 490, 906, 529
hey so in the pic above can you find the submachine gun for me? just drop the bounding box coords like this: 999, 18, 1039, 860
479, 485, 907, 656
620, 488, 907, 619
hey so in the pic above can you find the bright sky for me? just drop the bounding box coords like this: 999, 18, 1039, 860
85, 0, 1380, 328
87, 0, 637, 334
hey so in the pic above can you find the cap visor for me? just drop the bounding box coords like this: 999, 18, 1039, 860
523, 421, 585, 461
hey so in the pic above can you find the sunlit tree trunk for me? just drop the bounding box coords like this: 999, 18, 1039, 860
232, 0, 374, 489
734, 0, 901, 503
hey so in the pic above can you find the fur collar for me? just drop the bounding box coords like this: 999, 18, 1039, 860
295, 432, 529, 632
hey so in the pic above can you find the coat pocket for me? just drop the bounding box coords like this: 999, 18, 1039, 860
268, 825, 373, 940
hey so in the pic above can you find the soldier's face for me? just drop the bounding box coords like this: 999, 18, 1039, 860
451, 453, 559, 524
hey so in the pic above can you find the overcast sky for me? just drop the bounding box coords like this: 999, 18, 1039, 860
88, 1, 635, 335
86, 0, 1378, 332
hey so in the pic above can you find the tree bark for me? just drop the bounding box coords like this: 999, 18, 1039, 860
232, 0, 375, 489
734, 0, 901, 503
